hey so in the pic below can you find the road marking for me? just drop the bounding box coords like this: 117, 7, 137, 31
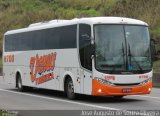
0, 89, 120, 110
133, 95, 160, 99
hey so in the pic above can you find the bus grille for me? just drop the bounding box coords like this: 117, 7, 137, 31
114, 83, 140, 86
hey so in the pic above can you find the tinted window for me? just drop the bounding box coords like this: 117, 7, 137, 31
5, 25, 77, 51
79, 24, 92, 70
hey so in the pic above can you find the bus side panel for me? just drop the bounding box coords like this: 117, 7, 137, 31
3, 65, 14, 85
82, 70, 92, 95
3, 52, 17, 86
57, 49, 81, 93
3, 48, 83, 94
45, 67, 59, 90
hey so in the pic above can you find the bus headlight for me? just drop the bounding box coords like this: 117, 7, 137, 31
93, 77, 114, 86
139, 78, 152, 85
148, 88, 151, 92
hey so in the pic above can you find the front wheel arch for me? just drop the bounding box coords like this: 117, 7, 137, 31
64, 75, 76, 99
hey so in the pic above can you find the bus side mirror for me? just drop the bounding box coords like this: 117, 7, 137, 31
91, 55, 94, 59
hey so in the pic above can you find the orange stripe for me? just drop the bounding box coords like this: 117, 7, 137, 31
92, 79, 152, 96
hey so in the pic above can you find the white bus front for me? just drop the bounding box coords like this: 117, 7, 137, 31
91, 24, 152, 96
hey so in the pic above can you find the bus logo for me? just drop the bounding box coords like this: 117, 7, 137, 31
30, 52, 57, 85
4, 54, 14, 63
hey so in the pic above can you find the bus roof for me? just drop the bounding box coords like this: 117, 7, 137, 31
5, 17, 148, 35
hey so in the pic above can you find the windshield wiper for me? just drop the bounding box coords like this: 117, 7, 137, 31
122, 42, 125, 66
109, 43, 125, 74
128, 43, 144, 73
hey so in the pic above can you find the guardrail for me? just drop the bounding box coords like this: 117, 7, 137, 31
0, 66, 2, 76
153, 62, 160, 87
153, 72, 160, 87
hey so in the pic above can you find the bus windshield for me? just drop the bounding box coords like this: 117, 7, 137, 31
94, 25, 152, 74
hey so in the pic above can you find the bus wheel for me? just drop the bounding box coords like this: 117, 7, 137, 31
17, 74, 24, 92
66, 78, 76, 99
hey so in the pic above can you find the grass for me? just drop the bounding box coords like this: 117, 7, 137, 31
0, 57, 2, 67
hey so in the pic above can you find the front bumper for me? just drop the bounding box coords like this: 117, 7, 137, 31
92, 79, 152, 96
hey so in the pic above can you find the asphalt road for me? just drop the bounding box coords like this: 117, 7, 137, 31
0, 76, 160, 116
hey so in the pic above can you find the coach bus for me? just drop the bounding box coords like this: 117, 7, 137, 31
3, 17, 152, 99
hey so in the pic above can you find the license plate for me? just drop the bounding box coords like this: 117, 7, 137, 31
122, 88, 132, 93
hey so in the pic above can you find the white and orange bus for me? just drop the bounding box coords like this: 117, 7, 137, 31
3, 17, 152, 99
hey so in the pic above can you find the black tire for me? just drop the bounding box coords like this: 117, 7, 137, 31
66, 78, 76, 99
17, 74, 24, 92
